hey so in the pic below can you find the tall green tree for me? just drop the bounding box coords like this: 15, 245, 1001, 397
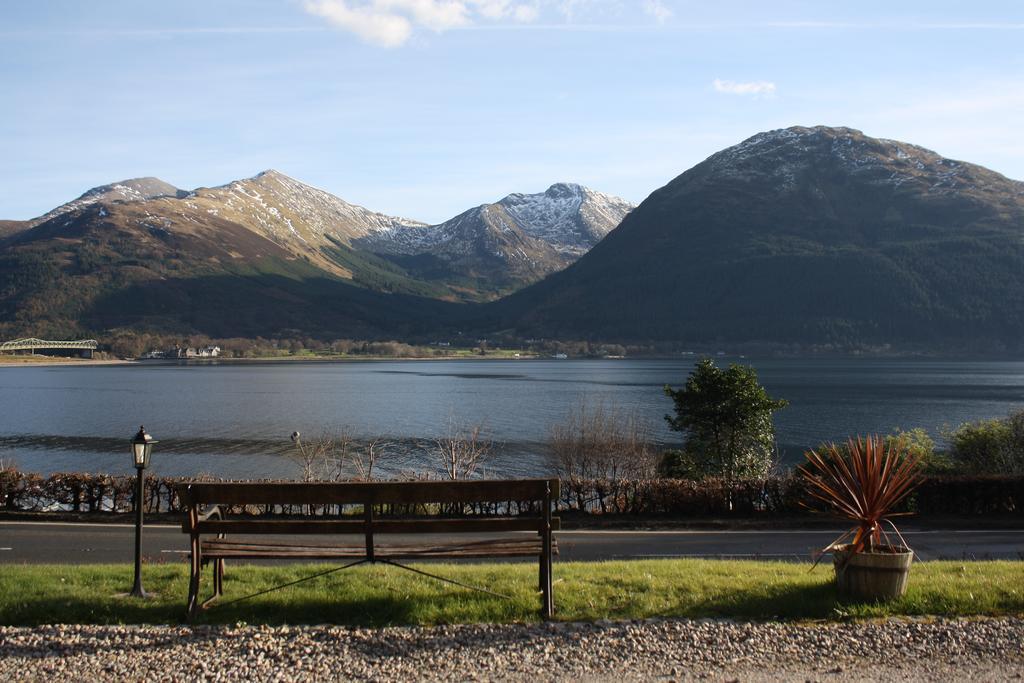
663, 359, 788, 481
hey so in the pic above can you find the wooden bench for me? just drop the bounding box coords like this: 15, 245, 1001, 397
176, 479, 560, 619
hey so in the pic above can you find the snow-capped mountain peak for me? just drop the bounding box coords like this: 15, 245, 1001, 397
498, 183, 634, 252
193, 169, 426, 248
362, 182, 632, 257
34, 177, 183, 225
701, 125, 1023, 200
351, 182, 634, 298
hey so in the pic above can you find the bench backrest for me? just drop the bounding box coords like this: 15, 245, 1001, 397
177, 479, 558, 507
176, 479, 560, 536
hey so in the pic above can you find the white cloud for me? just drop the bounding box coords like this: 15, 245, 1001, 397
712, 78, 777, 96
377, 0, 470, 30
304, 1, 412, 47
304, 0, 539, 46
551, 0, 582, 21
643, 0, 672, 24
471, 0, 511, 19
467, 0, 540, 22
511, 2, 539, 22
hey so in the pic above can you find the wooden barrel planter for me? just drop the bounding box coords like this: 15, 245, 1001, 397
831, 544, 913, 601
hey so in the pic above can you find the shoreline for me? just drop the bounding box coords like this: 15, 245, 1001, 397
0, 356, 135, 367
0, 354, 552, 367
0, 354, 553, 367
129, 356, 542, 366
5, 353, 1024, 366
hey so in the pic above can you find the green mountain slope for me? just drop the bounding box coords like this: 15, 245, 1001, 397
0, 200, 458, 340
491, 126, 1024, 351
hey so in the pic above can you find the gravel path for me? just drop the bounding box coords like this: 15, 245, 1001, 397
2, 617, 1022, 682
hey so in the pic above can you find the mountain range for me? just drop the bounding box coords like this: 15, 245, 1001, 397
0, 173, 631, 339
2, 125, 1023, 353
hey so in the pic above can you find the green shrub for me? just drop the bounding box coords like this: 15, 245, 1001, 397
657, 449, 703, 479
664, 359, 787, 482
884, 427, 953, 473
947, 409, 1024, 474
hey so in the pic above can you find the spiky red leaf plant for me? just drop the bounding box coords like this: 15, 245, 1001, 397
799, 435, 924, 558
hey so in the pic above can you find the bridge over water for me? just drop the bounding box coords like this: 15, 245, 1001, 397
0, 338, 98, 358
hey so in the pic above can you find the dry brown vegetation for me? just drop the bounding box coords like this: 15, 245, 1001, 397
549, 400, 658, 512
432, 418, 494, 481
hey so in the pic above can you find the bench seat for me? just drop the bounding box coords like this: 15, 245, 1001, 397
201, 537, 559, 560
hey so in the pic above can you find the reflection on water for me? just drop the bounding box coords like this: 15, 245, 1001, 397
1, 358, 1022, 478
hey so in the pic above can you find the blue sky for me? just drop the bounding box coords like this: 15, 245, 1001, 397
2, 0, 1022, 223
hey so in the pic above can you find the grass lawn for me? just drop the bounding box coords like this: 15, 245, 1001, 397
1, 559, 1021, 627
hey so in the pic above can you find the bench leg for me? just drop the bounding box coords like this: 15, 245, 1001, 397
187, 536, 201, 620
216, 559, 225, 597
201, 558, 224, 609
540, 544, 554, 619
541, 556, 554, 619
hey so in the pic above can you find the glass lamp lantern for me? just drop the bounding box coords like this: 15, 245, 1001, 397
131, 425, 157, 469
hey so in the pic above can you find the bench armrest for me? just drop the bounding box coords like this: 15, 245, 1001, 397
198, 504, 223, 522
182, 503, 223, 533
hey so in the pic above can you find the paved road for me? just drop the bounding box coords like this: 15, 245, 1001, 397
1, 522, 1022, 564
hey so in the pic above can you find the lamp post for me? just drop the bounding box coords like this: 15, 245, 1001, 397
129, 425, 157, 598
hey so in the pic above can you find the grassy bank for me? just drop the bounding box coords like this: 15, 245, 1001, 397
1, 560, 1021, 626
0, 355, 130, 366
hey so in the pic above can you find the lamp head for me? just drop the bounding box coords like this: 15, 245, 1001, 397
131, 425, 157, 469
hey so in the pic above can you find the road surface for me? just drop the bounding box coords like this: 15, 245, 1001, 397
1, 522, 1022, 564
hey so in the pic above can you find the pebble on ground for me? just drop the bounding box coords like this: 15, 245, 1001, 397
1, 617, 1023, 682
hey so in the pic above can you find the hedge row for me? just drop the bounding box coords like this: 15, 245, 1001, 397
558, 474, 1024, 516
0, 468, 1021, 517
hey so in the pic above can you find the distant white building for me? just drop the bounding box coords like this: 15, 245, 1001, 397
144, 345, 222, 359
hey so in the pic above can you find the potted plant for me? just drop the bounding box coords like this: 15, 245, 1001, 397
799, 435, 924, 601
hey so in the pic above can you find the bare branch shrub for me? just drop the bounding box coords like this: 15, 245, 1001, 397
551, 399, 657, 479
322, 429, 356, 481
433, 417, 493, 480
290, 428, 395, 483
549, 399, 658, 512
290, 431, 337, 482
351, 436, 392, 481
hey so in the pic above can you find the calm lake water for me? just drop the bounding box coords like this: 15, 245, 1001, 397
1, 358, 1023, 479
